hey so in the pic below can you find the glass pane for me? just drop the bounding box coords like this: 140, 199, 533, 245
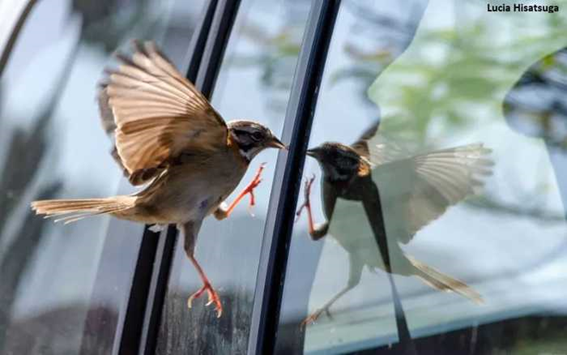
277, 0, 567, 354
156, 0, 312, 354
0, 0, 206, 353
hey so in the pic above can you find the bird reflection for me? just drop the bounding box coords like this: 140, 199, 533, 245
296, 123, 493, 325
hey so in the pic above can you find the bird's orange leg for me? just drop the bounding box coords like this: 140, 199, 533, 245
187, 254, 223, 318
215, 163, 266, 220
295, 175, 317, 235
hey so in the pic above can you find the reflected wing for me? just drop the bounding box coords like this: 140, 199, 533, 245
351, 122, 412, 165
351, 121, 379, 159
367, 135, 414, 165
100, 41, 228, 185
373, 143, 493, 244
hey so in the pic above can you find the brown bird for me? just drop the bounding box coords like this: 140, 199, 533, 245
296, 124, 492, 324
31, 41, 286, 318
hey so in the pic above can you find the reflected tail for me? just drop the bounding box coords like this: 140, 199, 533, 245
408, 255, 484, 304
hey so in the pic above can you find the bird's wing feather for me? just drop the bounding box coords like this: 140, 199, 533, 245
101, 41, 227, 185
97, 87, 131, 178
372, 143, 493, 244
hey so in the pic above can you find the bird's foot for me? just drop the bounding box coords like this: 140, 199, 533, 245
242, 162, 266, 216
187, 281, 223, 318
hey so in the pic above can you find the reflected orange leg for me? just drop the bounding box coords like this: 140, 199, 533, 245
295, 175, 316, 235
224, 163, 266, 217
187, 255, 223, 318
301, 285, 353, 327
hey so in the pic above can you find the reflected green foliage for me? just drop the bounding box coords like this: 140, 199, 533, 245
355, 0, 567, 222
329, 45, 394, 107
328, 0, 426, 107
231, 22, 303, 113
367, 0, 567, 142
505, 48, 567, 150
238, 23, 301, 84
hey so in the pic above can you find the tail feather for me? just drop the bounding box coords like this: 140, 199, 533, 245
408, 255, 484, 304
31, 196, 135, 224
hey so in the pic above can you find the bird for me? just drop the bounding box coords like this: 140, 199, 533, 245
31, 41, 286, 318
296, 122, 493, 325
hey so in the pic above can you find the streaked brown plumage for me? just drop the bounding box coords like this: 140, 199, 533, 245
297, 123, 492, 324
31, 41, 286, 317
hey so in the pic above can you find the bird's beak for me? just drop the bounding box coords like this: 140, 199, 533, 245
267, 136, 287, 150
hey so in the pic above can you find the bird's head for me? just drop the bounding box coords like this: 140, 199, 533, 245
307, 142, 365, 182
228, 120, 287, 162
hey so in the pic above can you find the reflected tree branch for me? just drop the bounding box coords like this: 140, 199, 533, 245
0, 0, 39, 77
0, 36, 79, 352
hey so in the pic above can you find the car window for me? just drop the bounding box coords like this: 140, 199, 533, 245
276, 0, 567, 353
155, 0, 312, 354
0, 0, 206, 353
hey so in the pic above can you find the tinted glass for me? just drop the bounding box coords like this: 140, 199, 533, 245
0, 0, 205, 353
277, 0, 567, 354
155, 0, 312, 354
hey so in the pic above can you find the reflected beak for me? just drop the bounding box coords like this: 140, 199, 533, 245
267, 136, 287, 150
306, 148, 318, 157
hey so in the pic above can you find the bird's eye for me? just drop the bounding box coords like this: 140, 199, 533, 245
251, 132, 264, 141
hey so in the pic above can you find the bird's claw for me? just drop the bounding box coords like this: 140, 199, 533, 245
187, 282, 223, 318
244, 163, 266, 216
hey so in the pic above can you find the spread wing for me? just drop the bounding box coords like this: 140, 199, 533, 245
99, 41, 228, 185
351, 122, 412, 165
98, 87, 129, 178
372, 143, 493, 244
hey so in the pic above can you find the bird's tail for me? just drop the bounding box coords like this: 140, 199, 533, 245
31, 196, 136, 224
408, 255, 484, 304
